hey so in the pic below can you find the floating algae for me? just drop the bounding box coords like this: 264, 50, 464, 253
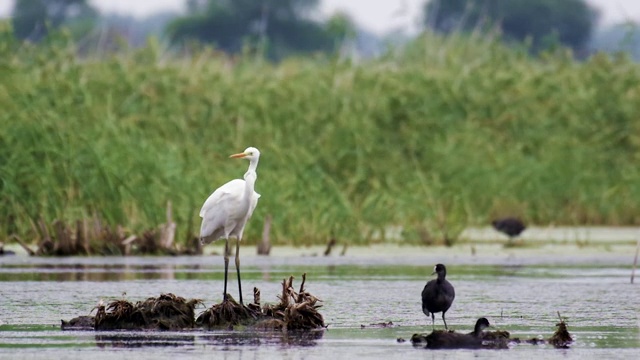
62, 273, 324, 333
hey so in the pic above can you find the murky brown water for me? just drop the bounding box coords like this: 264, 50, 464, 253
1, 246, 639, 359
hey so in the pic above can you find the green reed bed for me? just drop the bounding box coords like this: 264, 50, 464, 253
1, 25, 640, 248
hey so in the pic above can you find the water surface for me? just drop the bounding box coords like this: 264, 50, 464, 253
1, 245, 639, 359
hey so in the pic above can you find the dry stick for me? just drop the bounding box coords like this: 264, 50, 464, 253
323, 238, 336, 256
53, 220, 69, 255
121, 235, 137, 256
631, 236, 640, 284
258, 214, 272, 255
91, 213, 101, 242
297, 273, 308, 303
38, 218, 51, 242
253, 287, 260, 306
36, 218, 53, 255
9, 234, 35, 256
76, 219, 86, 255
161, 201, 176, 250
340, 243, 348, 256
280, 277, 289, 307
299, 273, 307, 294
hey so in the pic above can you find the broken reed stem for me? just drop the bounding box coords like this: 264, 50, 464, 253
38, 218, 51, 242
299, 273, 306, 293
9, 234, 35, 256
253, 287, 260, 306
161, 201, 176, 249
258, 214, 272, 255
323, 238, 336, 256
632, 236, 640, 284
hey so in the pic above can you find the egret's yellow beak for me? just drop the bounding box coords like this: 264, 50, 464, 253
229, 152, 247, 159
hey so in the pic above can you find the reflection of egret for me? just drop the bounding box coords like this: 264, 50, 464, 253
199, 147, 261, 304
422, 264, 455, 329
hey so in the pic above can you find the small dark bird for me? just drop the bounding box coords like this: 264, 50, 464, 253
422, 264, 455, 330
425, 317, 491, 349
491, 217, 526, 238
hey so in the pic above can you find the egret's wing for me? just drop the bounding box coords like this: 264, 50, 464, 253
199, 179, 244, 241
199, 179, 244, 217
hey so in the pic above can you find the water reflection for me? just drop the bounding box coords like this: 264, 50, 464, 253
198, 329, 324, 348
0, 263, 207, 282
95, 333, 196, 348
93, 329, 324, 349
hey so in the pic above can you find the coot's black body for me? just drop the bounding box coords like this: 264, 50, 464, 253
425, 318, 491, 350
491, 217, 526, 238
421, 264, 455, 329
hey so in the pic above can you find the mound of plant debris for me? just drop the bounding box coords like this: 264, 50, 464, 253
409, 313, 573, 350
547, 313, 573, 348
196, 273, 325, 331
62, 293, 201, 331
62, 273, 324, 332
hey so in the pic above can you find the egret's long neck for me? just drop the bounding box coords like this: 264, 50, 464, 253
243, 158, 259, 200
247, 158, 258, 174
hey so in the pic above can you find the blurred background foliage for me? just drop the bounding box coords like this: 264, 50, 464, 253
2, 0, 640, 248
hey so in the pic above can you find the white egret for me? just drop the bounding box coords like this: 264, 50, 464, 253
199, 147, 261, 304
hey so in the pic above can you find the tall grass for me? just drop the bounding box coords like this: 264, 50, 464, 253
1, 24, 640, 247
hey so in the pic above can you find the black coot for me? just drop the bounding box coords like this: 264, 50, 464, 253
425, 317, 491, 350
421, 264, 455, 329
491, 217, 526, 238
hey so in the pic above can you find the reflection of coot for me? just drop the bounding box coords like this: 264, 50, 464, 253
421, 264, 455, 330
491, 217, 526, 238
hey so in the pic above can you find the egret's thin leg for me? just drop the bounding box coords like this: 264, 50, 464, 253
442, 313, 448, 330
235, 237, 243, 305
223, 238, 230, 301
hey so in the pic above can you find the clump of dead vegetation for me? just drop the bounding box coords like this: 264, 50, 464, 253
62, 293, 202, 331
62, 273, 325, 333
197, 273, 325, 331
13, 203, 201, 256
547, 312, 573, 348
95, 293, 202, 330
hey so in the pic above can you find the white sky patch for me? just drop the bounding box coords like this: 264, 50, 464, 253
0, 0, 639, 33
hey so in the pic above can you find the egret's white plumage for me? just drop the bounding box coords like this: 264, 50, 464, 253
199, 146, 261, 304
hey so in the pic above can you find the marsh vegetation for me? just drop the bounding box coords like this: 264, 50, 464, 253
2, 24, 639, 249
